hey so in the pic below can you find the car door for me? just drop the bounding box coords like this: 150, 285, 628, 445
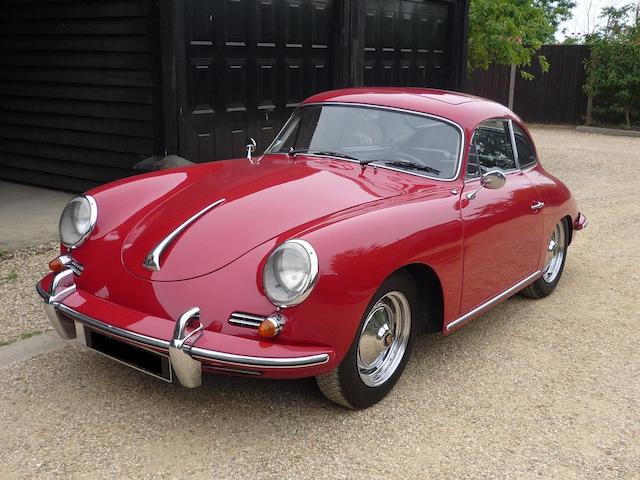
459, 119, 544, 313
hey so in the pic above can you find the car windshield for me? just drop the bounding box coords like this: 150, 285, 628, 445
266, 104, 462, 179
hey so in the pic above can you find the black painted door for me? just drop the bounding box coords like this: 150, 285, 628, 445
363, 0, 451, 88
179, 0, 336, 163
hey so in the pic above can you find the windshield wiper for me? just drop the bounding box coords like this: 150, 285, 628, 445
287, 148, 359, 161
360, 159, 441, 176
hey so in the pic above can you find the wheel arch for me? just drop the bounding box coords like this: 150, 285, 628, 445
562, 214, 574, 245
401, 263, 444, 334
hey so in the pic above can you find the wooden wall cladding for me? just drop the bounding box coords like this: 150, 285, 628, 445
0, 0, 158, 191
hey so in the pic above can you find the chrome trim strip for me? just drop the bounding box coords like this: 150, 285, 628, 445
228, 318, 261, 328
230, 312, 266, 322
508, 119, 521, 170
265, 101, 465, 183
143, 198, 226, 271
446, 270, 541, 331
56, 303, 171, 349
52, 303, 328, 369
229, 312, 265, 328
189, 347, 329, 369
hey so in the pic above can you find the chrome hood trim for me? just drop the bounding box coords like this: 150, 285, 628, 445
143, 198, 225, 271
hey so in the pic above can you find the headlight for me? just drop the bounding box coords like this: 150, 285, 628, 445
263, 239, 319, 307
59, 195, 97, 248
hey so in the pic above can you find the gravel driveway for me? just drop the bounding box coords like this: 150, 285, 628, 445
0, 127, 638, 479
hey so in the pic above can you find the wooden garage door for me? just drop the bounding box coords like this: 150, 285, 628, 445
363, 0, 451, 88
179, 0, 336, 163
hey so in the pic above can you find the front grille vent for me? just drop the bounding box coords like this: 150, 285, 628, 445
228, 312, 265, 329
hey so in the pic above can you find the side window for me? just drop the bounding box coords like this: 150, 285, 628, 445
466, 133, 481, 179
473, 120, 516, 173
512, 123, 537, 168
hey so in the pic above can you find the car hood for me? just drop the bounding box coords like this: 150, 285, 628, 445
121, 155, 407, 281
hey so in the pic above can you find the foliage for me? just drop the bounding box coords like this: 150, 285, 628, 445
584, 4, 640, 128
4, 270, 17, 282
468, 0, 558, 79
561, 35, 582, 45
534, 0, 577, 40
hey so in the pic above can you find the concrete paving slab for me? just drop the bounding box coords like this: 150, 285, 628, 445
0, 181, 73, 251
576, 125, 640, 137
0, 330, 68, 368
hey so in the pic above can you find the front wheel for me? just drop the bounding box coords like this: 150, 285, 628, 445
521, 219, 569, 299
316, 271, 417, 409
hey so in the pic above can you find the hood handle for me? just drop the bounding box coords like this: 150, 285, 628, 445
143, 198, 226, 272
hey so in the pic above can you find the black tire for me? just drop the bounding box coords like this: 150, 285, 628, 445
520, 219, 569, 299
316, 271, 417, 409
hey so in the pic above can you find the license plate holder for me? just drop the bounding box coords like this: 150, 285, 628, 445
84, 328, 172, 382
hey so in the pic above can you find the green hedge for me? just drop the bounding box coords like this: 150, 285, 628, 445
584, 40, 640, 129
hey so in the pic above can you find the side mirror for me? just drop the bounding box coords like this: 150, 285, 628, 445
246, 137, 257, 160
466, 170, 506, 200
481, 170, 506, 190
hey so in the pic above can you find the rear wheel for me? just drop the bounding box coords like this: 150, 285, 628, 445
521, 219, 568, 299
316, 271, 417, 409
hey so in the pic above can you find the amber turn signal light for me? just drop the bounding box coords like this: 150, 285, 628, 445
257, 315, 284, 338
49, 257, 65, 272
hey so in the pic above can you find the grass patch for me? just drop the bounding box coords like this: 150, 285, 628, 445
0, 250, 6, 258
0, 330, 43, 348
19, 331, 41, 341
4, 270, 18, 282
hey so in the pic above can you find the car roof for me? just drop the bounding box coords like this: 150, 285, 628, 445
302, 87, 519, 132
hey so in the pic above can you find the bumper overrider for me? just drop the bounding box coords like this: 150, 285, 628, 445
37, 269, 332, 386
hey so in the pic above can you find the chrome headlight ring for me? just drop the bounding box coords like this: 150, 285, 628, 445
263, 239, 319, 308
58, 195, 98, 249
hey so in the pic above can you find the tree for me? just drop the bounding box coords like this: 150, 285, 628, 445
584, 4, 640, 128
534, 0, 577, 40
467, 0, 557, 78
598, 4, 635, 38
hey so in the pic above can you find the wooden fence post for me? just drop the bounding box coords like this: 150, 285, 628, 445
508, 64, 516, 110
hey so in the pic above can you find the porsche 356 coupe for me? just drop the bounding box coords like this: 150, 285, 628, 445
37, 88, 586, 408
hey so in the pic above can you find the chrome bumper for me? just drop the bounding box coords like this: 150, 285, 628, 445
36, 270, 330, 388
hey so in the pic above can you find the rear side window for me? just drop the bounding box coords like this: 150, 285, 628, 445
513, 123, 537, 168
466, 119, 516, 177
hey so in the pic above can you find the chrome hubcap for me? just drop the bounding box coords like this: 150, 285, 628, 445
543, 223, 565, 283
357, 291, 411, 387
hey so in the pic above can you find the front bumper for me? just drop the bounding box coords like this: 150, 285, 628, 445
37, 270, 332, 386
574, 212, 588, 231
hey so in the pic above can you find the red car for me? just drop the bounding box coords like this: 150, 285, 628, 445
37, 88, 587, 409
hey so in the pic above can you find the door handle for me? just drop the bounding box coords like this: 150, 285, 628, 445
530, 201, 545, 211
